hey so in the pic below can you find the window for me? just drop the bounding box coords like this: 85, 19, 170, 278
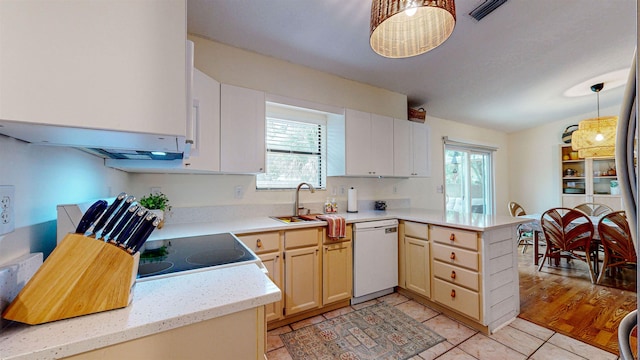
256, 103, 327, 189
443, 137, 496, 215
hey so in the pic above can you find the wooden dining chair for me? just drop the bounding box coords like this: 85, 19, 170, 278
574, 202, 614, 217
597, 211, 637, 284
508, 201, 534, 253
538, 207, 596, 283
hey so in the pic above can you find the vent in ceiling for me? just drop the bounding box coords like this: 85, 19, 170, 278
469, 0, 508, 21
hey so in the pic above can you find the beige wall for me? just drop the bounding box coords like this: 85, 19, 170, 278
130, 36, 512, 215
404, 116, 511, 214
507, 104, 621, 214
189, 35, 407, 120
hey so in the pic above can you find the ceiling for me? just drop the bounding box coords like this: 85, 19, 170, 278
187, 0, 636, 133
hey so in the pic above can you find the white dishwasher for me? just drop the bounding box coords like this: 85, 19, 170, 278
352, 219, 399, 304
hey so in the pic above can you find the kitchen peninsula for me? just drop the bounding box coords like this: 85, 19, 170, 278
0, 208, 529, 359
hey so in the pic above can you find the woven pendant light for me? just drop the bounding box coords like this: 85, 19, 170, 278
571, 83, 618, 158
370, 0, 456, 58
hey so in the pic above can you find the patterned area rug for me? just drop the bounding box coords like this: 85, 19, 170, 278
280, 302, 445, 360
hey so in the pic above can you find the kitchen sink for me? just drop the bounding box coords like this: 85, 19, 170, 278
270, 214, 324, 223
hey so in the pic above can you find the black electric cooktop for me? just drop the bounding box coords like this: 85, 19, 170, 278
136, 233, 259, 280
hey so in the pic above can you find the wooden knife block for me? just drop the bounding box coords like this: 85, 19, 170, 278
2, 233, 139, 325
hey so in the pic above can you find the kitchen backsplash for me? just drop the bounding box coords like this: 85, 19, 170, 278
164, 198, 410, 225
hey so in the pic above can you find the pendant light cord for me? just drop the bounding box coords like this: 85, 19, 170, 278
591, 82, 604, 138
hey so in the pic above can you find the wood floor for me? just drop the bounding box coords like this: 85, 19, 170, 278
518, 244, 637, 355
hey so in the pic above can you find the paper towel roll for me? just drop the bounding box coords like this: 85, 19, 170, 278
347, 187, 358, 213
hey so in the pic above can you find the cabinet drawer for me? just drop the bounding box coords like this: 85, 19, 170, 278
433, 278, 480, 321
404, 221, 428, 240
323, 224, 353, 244
433, 260, 479, 291
430, 225, 478, 251
432, 243, 479, 271
236, 232, 280, 254
285, 227, 320, 249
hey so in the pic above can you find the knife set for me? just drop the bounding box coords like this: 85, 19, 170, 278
3, 193, 160, 325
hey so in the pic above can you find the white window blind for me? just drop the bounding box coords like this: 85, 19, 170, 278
256, 117, 326, 189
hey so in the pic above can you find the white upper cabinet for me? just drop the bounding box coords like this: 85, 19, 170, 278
394, 119, 431, 177
0, 1, 187, 150
185, 69, 221, 171
220, 84, 266, 174
329, 109, 394, 177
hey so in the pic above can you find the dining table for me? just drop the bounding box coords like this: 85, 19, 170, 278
519, 213, 606, 279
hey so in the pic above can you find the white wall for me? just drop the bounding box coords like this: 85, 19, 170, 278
0, 135, 129, 264
507, 104, 621, 214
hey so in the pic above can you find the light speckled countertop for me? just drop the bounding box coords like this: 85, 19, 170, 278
0, 208, 529, 359
146, 208, 532, 242
0, 264, 280, 360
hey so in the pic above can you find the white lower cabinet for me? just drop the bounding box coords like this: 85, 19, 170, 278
401, 221, 430, 298
238, 225, 353, 327
322, 225, 353, 305
431, 226, 481, 321
399, 221, 520, 333
283, 228, 322, 316
236, 231, 283, 322
65, 307, 265, 360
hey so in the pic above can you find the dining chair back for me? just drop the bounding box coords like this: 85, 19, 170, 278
574, 203, 614, 217
538, 207, 596, 283
508, 201, 534, 253
596, 211, 637, 284
508, 201, 526, 217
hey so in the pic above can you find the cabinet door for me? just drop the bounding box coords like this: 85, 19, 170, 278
345, 109, 372, 176
220, 84, 266, 173
411, 122, 431, 177
394, 120, 431, 177
394, 119, 412, 177
593, 195, 623, 211
259, 252, 283, 322
323, 241, 352, 305
0, 1, 186, 137
405, 237, 430, 298
284, 246, 321, 316
370, 114, 394, 176
184, 69, 220, 171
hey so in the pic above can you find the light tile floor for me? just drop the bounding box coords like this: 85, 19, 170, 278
266, 292, 619, 360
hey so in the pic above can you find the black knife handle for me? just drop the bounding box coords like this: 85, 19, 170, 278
128, 216, 160, 254
109, 205, 139, 244
117, 209, 147, 248
75, 200, 108, 234
101, 196, 135, 240
131, 219, 160, 254
91, 193, 127, 236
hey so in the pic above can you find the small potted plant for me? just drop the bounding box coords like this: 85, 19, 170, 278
139, 192, 171, 229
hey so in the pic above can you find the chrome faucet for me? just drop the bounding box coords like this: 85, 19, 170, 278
294, 182, 315, 216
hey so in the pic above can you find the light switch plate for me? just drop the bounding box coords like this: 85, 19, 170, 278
0, 185, 15, 235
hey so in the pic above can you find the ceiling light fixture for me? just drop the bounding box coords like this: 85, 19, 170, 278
571, 82, 618, 158
370, 0, 456, 58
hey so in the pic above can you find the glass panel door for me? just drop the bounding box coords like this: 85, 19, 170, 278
444, 147, 493, 215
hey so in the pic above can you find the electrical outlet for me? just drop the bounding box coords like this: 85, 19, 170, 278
150, 187, 162, 195
393, 185, 398, 194
234, 186, 243, 199
340, 186, 345, 195
0, 185, 15, 236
